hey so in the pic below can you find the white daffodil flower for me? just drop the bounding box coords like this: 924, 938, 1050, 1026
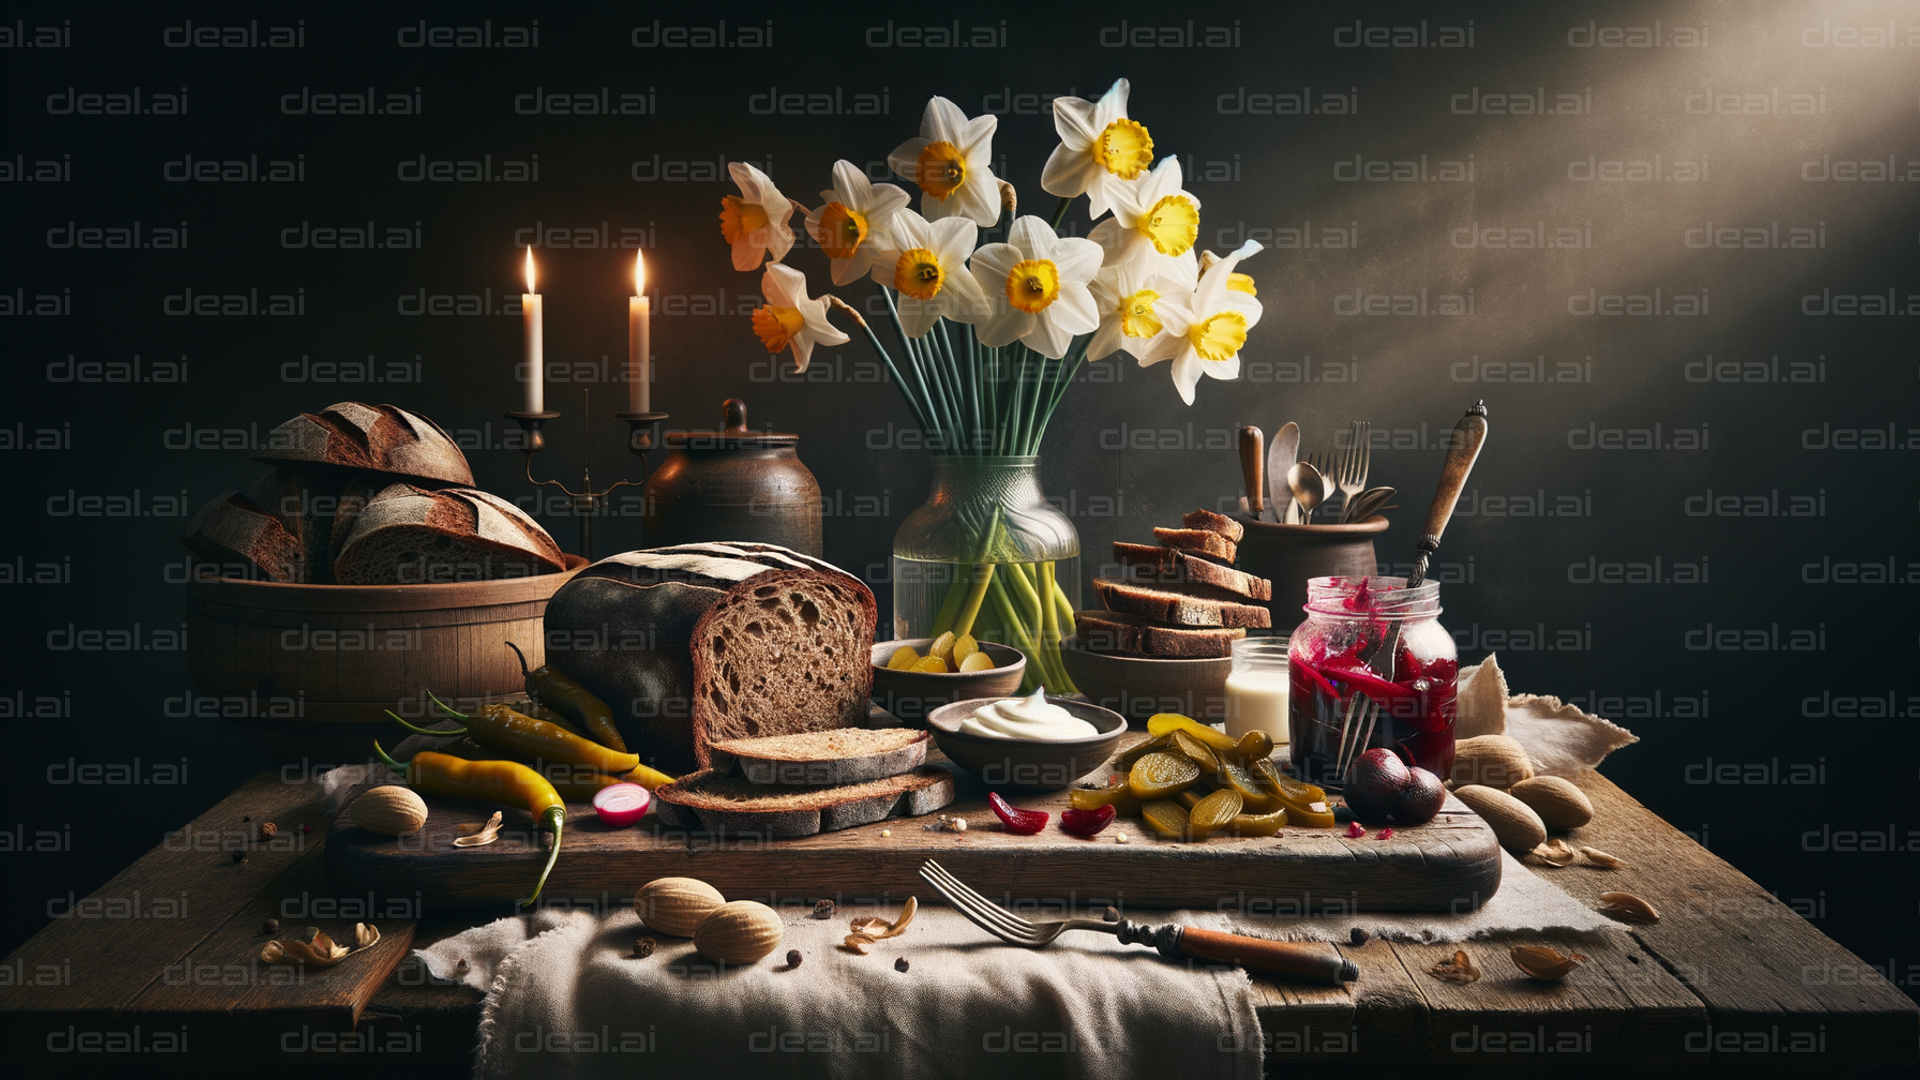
1086, 261, 1188, 363
968, 216, 1102, 359
888, 96, 1002, 228
1137, 240, 1264, 405
1089, 156, 1201, 291
751, 262, 849, 373
1042, 78, 1154, 221
803, 159, 911, 287
1197, 248, 1259, 297
718, 163, 796, 272
868, 207, 989, 337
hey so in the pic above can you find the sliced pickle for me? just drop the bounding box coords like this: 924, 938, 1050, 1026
1230, 809, 1288, 837
1188, 788, 1245, 838
1115, 733, 1174, 771
1146, 713, 1238, 752
1249, 758, 1336, 826
1220, 761, 1284, 813
1232, 730, 1274, 763
1175, 789, 1203, 810
1171, 730, 1221, 775
1128, 752, 1201, 800
928, 631, 958, 662
1141, 799, 1190, 840
1070, 785, 1142, 816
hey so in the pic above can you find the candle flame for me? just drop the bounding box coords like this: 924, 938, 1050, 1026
523, 247, 537, 294
634, 250, 647, 296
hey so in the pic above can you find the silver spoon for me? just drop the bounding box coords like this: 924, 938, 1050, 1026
1286, 461, 1328, 524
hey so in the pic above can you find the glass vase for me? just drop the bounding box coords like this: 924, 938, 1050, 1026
891, 456, 1080, 695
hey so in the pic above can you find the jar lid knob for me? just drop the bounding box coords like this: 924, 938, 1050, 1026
722, 398, 748, 433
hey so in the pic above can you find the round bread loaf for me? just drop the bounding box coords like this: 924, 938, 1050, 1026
542, 543, 876, 775
332, 483, 566, 585
253, 401, 473, 486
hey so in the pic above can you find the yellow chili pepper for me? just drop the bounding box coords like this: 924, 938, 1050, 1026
373, 742, 565, 907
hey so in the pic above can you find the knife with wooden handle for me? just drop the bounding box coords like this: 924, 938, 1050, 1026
1266, 421, 1298, 523
1411, 401, 1489, 587
1239, 425, 1265, 517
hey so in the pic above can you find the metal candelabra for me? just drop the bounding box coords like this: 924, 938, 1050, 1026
505, 388, 668, 560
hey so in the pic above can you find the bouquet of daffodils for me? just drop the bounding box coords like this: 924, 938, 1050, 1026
716, 80, 1264, 689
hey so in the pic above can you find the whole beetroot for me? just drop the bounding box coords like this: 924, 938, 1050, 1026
1344, 748, 1410, 824
1392, 767, 1447, 826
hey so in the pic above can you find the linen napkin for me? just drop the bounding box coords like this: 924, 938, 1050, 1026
1454, 653, 1639, 775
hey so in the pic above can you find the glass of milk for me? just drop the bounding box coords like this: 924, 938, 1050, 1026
1225, 637, 1290, 745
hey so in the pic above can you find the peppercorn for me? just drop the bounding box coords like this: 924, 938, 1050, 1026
263, 917, 280, 934
894, 957, 910, 972
634, 937, 657, 959
786, 949, 803, 968
259, 822, 278, 840
230, 851, 245, 864
1104, 906, 1120, 923
811, 899, 836, 920
1350, 927, 1371, 947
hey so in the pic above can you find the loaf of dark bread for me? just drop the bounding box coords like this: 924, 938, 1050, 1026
1072, 609, 1246, 658
1151, 527, 1236, 563
181, 491, 304, 582
331, 483, 565, 585
542, 544, 875, 775
253, 401, 473, 486
1091, 578, 1272, 628
1112, 542, 1271, 600
652, 765, 954, 837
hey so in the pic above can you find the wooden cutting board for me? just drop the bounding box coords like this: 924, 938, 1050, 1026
325, 740, 1503, 913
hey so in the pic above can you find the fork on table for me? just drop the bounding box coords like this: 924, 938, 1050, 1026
918, 859, 1358, 985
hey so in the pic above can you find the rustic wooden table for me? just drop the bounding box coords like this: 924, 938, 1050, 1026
1, 768, 1913, 1077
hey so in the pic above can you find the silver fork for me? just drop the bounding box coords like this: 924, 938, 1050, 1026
919, 859, 1357, 984
1331, 693, 1382, 783
1335, 421, 1371, 523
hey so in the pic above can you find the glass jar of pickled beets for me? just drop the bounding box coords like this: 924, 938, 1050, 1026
1288, 576, 1457, 787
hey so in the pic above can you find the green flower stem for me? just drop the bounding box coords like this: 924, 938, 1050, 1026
1050, 195, 1074, 230
954, 564, 994, 640
928, 569, 970, 637
1050, 572, 1077, 628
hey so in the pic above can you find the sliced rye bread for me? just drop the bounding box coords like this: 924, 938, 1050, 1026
1180, 508, 1245, 544
1112, 542, 1271, 600
1092, 578, 1273, 629
651, 765, 955, 838
181, 491, 305, 582
331, 483, 566, 584
691, 567, 877, 767
706, 728, 929, 786
1072, 609, 1247, 659
1151, 527, 1236, 563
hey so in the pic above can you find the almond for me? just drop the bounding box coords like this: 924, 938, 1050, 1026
349, 786, 428, 836
1449, 735, 1535, 789
1453, 784, 1548, 853
693, 900, 784, 964
1509, 776, 1594, 830
635, 877, 725, 937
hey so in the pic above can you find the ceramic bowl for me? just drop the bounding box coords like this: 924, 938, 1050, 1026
925, 696, 1128, 792
868, 638, 1026, 726
1060, 640, 1235, 729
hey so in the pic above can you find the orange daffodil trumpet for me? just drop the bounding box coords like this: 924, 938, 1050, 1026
751, 262, 849, 373
719, 163, 796, 272
805, 159, 911, 287
1090, 156, 1202, 292
888, 96, 1003, 228
869, 208, 989, 337
1136, 240, 1264, 405
969, 216, 1103, 359
1042, 79, 1155, 221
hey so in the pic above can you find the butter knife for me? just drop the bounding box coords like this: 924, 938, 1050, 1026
1266, 421, 1298, 523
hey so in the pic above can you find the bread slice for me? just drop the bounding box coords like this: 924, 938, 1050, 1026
1151, 527, 1236, 563
332, 483, 566, 584
706, 728, 929, 786
181, 492, 304, 582
1112, 542, 1272, 600
690, 567, 878, 767
1073, 610, 1247, 659
651, 765, 955, 838
1181, 508, 1245, 544
1092, 578, 1273, 629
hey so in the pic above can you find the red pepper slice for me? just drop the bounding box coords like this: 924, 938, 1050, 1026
988, 791, 1048, 835
1059, 804, 1116, 838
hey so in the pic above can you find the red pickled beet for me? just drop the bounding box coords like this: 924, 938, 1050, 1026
1377, 827, 1395, 840
1392, 768, 1447, 826
988, 792, 1048, 835
592, 783, 650, 828
1345, 820, 1366, 839
1344, 748, 1411, 824
1059, 804, 1115, 837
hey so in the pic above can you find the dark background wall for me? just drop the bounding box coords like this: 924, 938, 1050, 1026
3, 0, 1915, 1003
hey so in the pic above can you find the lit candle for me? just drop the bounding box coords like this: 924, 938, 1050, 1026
521, 248, 543, 413
628, 250, 650, 413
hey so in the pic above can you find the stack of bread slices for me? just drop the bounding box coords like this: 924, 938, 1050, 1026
653, 728, 955, 839
1074, 509, 1273, 659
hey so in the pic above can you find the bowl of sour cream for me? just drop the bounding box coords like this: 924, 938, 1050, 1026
926, 689, 1128, 792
